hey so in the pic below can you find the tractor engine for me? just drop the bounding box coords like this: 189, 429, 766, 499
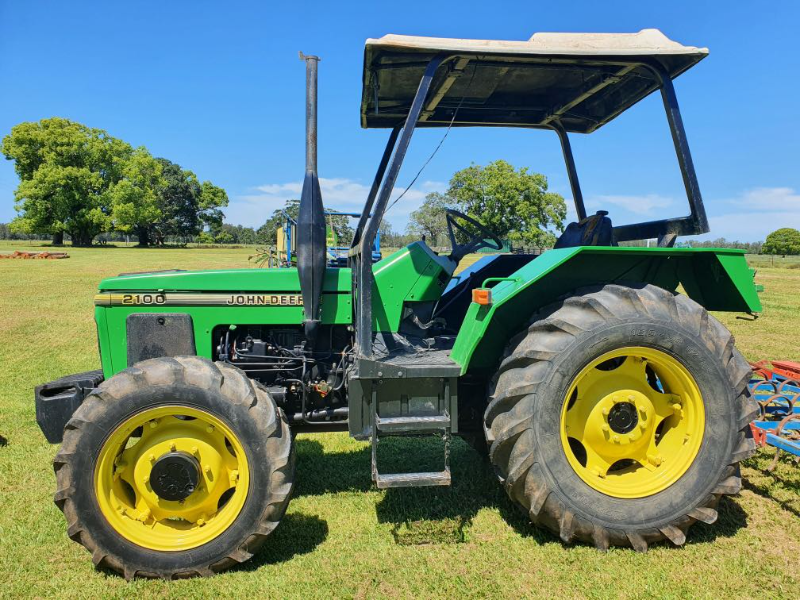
212, 324, 351, 424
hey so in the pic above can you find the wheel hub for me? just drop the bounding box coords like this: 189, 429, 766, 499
150, 451, 201, 501
608, 402, 638, 434
560, 348, 705, 498
95, 407, 250, 551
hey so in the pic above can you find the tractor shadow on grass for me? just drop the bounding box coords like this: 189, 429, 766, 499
291, 435, 749, 550
292, 435, 550, 546
232, 513, 330, 573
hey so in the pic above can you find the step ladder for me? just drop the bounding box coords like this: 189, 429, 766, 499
371, 411, 452, 489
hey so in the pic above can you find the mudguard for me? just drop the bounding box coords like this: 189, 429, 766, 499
450, 246, 761, 373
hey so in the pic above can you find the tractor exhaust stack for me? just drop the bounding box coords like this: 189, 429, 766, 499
297, 52, 326, 346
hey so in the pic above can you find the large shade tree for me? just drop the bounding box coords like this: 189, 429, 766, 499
447, 160, 566, 247
407, 192, 451, 246
1, 118, 131, 245
133, 158, 229, 246
2, 117, 229, 246
406, 160, 567, 249
762, 228, 800, 255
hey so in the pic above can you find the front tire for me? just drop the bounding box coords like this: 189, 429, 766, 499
485, 284, 757, 550
53, 356, 294, 579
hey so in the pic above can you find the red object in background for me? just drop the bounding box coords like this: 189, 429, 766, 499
750, 422, 767, 447
771, 361, 800, 380
750, 360, 800, 381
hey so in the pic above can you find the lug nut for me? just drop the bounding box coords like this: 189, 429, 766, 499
149, 420, 157, 429
148, 454, 156, 463
169, 442, 177, 452
602, 407, 609, 416
206, 425, 215, 433
612, 435, 620, 443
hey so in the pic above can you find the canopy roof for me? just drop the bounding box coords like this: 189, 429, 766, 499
360, 29, 707, 133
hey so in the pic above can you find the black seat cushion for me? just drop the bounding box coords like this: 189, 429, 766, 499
554, 210, 616, 248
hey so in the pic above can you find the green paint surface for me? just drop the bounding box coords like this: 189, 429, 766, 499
95, 245, 759, 378
450, 246, 761, 372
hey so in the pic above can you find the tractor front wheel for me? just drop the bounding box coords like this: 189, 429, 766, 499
53, 356, 294, 579
485, 283, 757, 550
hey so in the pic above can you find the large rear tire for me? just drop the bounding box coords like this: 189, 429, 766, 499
485, 284, 757, 550
53, 356, 294, 579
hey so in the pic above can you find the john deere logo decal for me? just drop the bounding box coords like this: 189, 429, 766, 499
226, 294, 302, 306
94, 293, 304, 307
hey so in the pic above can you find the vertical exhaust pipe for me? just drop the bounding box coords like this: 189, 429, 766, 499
297, 52, 326, 346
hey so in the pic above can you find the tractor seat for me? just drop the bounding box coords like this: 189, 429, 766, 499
554, 210, 617, 248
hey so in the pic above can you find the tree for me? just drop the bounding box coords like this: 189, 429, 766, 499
1, 118, 131, 245
255, 200, 356, 248
216, 224, 258, 245
447, 160, 566, 247
407, 192, 451, 246
257, 201, 299, 245
199, 181, 228, 233
109, 148, 165, 246
152, 158, 203, 242
325, 209, 355, 246
131, 159, 229, 246
2, 117, 230, 247
763, 228, 800, 255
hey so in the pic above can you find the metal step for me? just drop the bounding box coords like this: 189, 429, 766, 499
375, 413, 450, 433
374, 469, 451, 489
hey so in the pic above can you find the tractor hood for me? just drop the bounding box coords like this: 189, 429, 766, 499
98, 268, 351, 293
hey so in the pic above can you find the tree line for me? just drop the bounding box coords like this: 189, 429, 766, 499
1, 118, 228, 246
4, 120, 797, 255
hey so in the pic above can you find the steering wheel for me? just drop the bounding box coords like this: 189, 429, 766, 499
445, 209, 503, 262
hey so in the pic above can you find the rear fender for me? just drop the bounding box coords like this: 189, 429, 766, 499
450, 247, 760, 374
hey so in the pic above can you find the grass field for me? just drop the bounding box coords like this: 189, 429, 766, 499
1, 241, 799, 598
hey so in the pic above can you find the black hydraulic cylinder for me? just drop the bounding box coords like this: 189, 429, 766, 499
297, 53, 326, 345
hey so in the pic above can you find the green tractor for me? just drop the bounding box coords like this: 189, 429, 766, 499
36, 30, 761, 579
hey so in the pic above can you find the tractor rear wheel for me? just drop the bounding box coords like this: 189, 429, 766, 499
485, 283, 757, 550
53, 356, 294, 579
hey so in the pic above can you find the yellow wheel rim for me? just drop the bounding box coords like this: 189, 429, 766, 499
560, 347, 704, 498
94, 406, 249, 551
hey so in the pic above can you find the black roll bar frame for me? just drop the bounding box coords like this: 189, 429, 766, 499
350, 54, 708, 358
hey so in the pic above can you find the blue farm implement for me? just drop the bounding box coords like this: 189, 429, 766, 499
749, 360, 800, 469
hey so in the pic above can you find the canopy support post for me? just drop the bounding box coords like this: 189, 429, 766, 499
612, 62, 709, 242
552, 122, 586, 221
355, 54, 447, 359
351, 126, 401, 253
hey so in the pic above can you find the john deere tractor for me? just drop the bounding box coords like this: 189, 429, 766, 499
35, 30, 761, 579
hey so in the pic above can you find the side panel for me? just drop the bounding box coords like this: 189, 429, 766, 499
450, 247, 760, 374
95, 267, 353, 379
95, 296, 351, 379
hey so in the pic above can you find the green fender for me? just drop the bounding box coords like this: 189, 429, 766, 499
450, 246, 761, 374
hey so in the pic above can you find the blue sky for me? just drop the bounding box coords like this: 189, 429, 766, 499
1, 0, 798, 241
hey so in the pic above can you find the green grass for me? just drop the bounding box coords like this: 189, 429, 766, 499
1, 241, 799, 598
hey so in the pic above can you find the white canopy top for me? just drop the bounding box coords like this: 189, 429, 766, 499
361, 29, 708, 132
365, 29, 707, 59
